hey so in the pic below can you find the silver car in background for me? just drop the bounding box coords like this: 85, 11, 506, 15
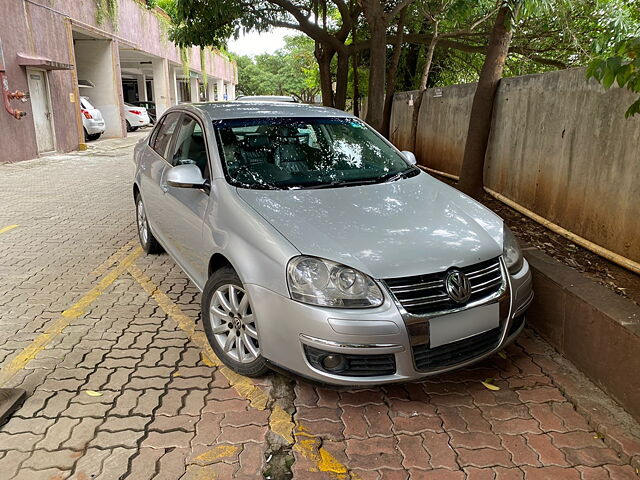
132, 102, 533, 385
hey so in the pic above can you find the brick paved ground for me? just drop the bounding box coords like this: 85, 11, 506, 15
0, 134, 638, 479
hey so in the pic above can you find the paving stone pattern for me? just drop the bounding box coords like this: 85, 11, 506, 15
0, 134, 638, 479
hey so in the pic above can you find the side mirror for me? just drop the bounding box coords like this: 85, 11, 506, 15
166, 163, 207, 189
401, 151, 417, 166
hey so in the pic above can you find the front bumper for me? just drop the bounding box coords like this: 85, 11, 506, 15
247, 258, 534, 385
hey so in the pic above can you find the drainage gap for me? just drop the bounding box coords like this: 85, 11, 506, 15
263, 373, 296, 480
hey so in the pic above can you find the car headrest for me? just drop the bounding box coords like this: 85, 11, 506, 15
245, 135, 270, 149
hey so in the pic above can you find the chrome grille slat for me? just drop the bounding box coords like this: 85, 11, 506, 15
402, 293, 450, 307
467, 265, 500, 280
470, 276, 502, 291
384, 257, 503, 316
390, 280, 443, 293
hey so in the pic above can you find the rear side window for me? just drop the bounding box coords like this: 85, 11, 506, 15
152, 112, 181, 159
80, 97, 94, 110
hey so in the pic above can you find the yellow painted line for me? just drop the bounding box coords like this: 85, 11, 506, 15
91, 239, 138, 276
127, 264, 269, 410
0, 247, 143, 387
294, 426, 359, 479
127, 263, 357, 478
0, 224, 19, 235
269, 404, 295, 444
193, 444, 240, 464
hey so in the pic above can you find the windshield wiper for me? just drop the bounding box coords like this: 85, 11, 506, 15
304, 177, 382, 189
381, 167, 417, 184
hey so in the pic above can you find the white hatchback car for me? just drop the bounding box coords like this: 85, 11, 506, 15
125, 103, 151, 131
133, 103, 533, 385
80, 96, 105, 141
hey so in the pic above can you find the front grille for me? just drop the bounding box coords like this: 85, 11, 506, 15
413, 327, 501, 371
304, 345, 396, 377
384, 257, 503, 316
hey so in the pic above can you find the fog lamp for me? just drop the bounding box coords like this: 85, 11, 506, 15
321, 354, 345, 371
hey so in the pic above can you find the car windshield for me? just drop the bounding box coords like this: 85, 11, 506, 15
213, 117, 417, 190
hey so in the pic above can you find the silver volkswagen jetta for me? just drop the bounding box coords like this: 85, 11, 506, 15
133, 102, 533, 385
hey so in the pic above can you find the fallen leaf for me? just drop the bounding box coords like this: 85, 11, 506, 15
498, 351, 507, 360
85, 390, 103, 397
481, 378, 501, 391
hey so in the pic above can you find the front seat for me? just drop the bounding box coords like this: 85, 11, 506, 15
239, 135, 271, 166
274, 129, 309, 173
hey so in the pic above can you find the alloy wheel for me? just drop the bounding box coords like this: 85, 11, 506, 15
137, 198, 148, 245
209, 284, 260, 363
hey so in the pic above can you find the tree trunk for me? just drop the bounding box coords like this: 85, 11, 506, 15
362, 0, 387, 131
380, 7, 407, 139
458, 5, 513, 198
315, 42, 335, 107
334, 49, 350, 110
410, 22, 438, 152
352, 25, 360, 117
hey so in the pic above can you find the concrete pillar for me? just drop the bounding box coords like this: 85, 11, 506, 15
74, 38, 124, 138
136, 74, 147, 101
207, 79, 215, 102
170, 68, 178, 105
227, 82, 236, 101
151, 58, 171, 116
189, 76, 199, 103
216, 78, 225, 101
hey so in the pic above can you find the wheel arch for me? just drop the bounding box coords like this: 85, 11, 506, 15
208, 253, 235, 278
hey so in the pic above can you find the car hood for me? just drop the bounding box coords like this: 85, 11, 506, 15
236, 173, 504, 279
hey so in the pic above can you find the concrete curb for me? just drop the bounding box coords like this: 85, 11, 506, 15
523, 247, 640, 464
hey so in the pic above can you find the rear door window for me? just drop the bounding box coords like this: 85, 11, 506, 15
152, 112, 181, 159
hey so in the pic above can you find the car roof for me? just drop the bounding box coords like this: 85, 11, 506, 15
177, 102, 354, 120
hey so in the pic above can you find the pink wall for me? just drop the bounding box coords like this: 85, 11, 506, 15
49, 0, 236, 82
0, 0, 78, 162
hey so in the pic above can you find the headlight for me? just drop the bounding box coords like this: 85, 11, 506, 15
287, 256, 384, 308
503, 226, 523, 274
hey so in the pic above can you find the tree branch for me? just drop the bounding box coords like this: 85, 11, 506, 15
386, 0, 417, 24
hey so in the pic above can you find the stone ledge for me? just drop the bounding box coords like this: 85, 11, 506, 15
524, 247, 640, 423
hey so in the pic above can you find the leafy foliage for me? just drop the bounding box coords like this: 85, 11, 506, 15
95, 0, 119, 27
233, 35, 321, 102
587, 37, 640, 117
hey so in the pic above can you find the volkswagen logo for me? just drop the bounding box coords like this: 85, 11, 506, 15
444, 270, 472, 303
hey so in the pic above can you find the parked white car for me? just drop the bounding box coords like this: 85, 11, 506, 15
236, 95, 299, 103
80, 96, 105, 141
125, 103, 151, 131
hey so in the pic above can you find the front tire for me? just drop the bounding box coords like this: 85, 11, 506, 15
202, 267, 269, 377
135, 193, 162, 254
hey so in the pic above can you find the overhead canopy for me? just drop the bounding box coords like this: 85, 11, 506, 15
17, 53, 73, 71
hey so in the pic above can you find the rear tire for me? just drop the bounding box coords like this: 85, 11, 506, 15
202, 267, 269, 377
126, 120, 133, 132
135, 193, 162, 254
87, 133, 101, 141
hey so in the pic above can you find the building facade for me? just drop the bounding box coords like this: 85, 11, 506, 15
1, 0, 237, 163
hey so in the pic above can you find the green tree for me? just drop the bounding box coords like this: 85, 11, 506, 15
233, 35, 321, 102
587, 37, 640, 117
586, 3, 640, 117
